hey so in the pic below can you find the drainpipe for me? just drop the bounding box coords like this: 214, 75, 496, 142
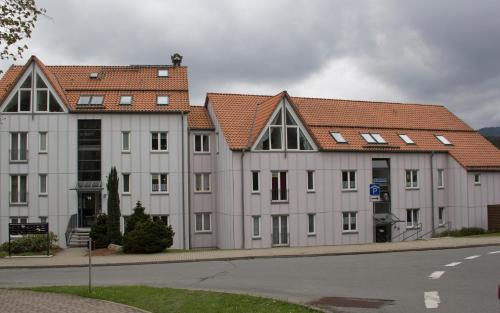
181, 112, 187, 249
186, 119, 192, 250
240, 149, 246, 249
430, 151, 436, 236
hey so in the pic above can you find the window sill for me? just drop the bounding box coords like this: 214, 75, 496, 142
9, 203, 28, 207
307, 190, 315, 193
151, 192, 169, 195
38, 193, 48, 197
38, 151, 48, 154
271, 200, 289, 204
194, 231, 212, 234
405, 187, 420, 190
193, 151, 211, 155
474, 183, 481, 186
252, 236, 262, 240
194, 191, 212, 194
122, 193, 131, 196
121, 151, 131, 154
307, 233, 316, 237
150, 150, 169, 153
438, 223, 446, 228
251, 191, 260, 194
437, 186, 445, 190
341, 189, 357, 192
342, 230, 358, 234
9, 160, 28, 164
406, 226, 421, 230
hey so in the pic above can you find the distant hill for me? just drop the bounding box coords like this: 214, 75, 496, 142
478, 127, 500, 149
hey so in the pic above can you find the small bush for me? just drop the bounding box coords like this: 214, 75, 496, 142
125, 201, 150, 233
436, 227, 486, 237
0, 232, 58, 254
90, 214, 110, 249
123, 219, 174, 254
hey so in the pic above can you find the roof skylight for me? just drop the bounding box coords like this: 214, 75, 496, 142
436, 135, 452, 145
89, 72, 99, 79
399, 134, 415, 144
158, 69, 169, 77
120, 95, 132, 105
78, 95, 104, 106
361, 133, 386, 144
330, 132, 347, 143
156, 95, 169, 106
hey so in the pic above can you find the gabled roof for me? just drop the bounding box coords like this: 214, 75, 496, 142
0, 55, 190, 113
207, 91, 500, 170
188, 106, 213, 130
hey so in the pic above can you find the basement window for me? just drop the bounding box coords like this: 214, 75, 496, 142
436, 135, 452, 145
331, 132, 347, 143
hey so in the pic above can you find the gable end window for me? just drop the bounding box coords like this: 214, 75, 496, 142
10, 132, 28, 162
308, 213, 316, 235
252, 216, 261, 239
122, 131, 130, 152
39, 132, 47, 153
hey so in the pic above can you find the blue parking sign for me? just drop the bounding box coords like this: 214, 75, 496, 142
369, 183, 380, 201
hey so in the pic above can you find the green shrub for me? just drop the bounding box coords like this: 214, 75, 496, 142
123, 219, 175, 254
107, 167, 122, 245
0, 232, 58, 254
125, 201, 150, 233
436, 227, 486, 237
90, 214, 110, 249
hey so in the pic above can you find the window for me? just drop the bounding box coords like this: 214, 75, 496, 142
405, 170, 419, 188
330, 132, 347, 143
361, 133, 386, 144
151, 132, 168, 151
78, 95, 104, 106
40, 216, 48, 224
252, 216, 261, 238
10, 132, 28, 162
474, 174, 481, 185
10, 217, 28, 224
39, 132, 47, 153
10, 175, 28, 204
216, 132, 219, 154
438, 207, 445, 226
39, 174, 47, 195
156, 95, 169, 105
252, 171, 260, 193
436, 135, 452, 145
399, 134, 415, 145
255, 107, 313, 151
342, 171, 357, 190
89, 72, 99, 79
308, 213, 316, 235
194, 173, 211, 192
194, 134, 210, 153
437, 169, 445, 188
406, 209, 420, 228
152, 215, 169, 225
307, 171, 315, 192
119, 95, 132, 105
195, 213, 211, 232
122, 132, 130, 152
151, 173, 168, 193
123, 173, 130, 194
342, 212, 357, 232
271, 171, 288, 202
158, 69, 169, 77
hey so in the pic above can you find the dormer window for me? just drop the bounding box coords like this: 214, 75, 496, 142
120, 95, 133, 105
399, 134, 415, 145
361, 133, 386, 144
89, 72, 99, 79
436, 135, 452, 145
157, 95, 169, 106
158, 69, 169, 77
331, 132, 347, 143
78, 95, 104, 106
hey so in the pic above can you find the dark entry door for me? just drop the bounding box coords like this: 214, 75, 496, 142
79, 192, 96, 227
488, 205, 500, 231
375, 224, 391, 243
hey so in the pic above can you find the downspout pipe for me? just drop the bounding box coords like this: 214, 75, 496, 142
430, 151, 436, 236
187, 119, 192, 249
181, 112, 187, 249
240, 149, 246, 249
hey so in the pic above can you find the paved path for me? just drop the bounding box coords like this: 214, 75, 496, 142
0, 289, 146, 313
1, 236, 499, 269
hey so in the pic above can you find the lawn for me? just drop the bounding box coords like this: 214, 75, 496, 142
28, 286, 318, 313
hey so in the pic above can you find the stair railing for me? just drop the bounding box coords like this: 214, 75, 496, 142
65, 214, 78, 246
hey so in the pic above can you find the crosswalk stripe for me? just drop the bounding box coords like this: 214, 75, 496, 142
424, 291, 440, 309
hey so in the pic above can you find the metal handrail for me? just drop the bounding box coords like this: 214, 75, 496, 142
391, 222, 422, 241
65, 214, 78, 246
417, 221, 452, 240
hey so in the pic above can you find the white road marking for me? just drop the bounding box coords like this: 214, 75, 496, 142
487, 250, 500, 254
445, 262, 461, 267
429, 271, 445, 279
424, 291, 440, 309
464, 255, 481, 260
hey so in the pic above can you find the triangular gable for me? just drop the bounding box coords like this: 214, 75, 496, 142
251, 91, 317, 151
0, 56, 67, 113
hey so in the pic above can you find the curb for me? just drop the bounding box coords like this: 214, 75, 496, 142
1, 242, 499, 270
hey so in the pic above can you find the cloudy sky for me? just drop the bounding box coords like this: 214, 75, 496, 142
1, 0, 499, 128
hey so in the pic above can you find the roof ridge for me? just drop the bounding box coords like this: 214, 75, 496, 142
207, 92, 274, 98
311, 125, 477, 132
292, 96, 443, 107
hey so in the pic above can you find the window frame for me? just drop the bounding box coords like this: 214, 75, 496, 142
119, 95, 133, 106
438, 207, 446, 226
330, 132, 347, 143
39, 174, 47, 196
307, 213, 316, 235
406, 208, 420, 229
399, 134, 415, 145
341, 170, 357, 191
194, 173, 211, 193
436, 135, 452, 145
252, 215, 261, 239
121, 131, 131, 153
195, 212, 212, 233
156, 95, 169, 106
122, 173, 131, 194
342, 211, 358, 233
157, 69, 169, 77
251, 171, 260, 193
307, 170, 315, 192
77, 95, 104, 106
151, 173, 169, 194
10, 174, 28, 205
474, 173, 481, 185
151, 131, 168, 152
10, 132, 28, 162
194, 134, 210, 153
361, 133, 387, 144
271, 171, 288, 202
437, 169, 445, 188
405, 169, 419, 189
39, 132, 47, 153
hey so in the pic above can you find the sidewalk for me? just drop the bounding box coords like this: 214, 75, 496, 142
1, 236, 499, 269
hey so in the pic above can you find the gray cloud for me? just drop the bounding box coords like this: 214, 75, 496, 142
1, 0, 499, 128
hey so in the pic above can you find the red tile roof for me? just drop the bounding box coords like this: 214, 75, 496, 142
188, 106, 213, 129
207, 91, 500, 170
0, 56, 190, 113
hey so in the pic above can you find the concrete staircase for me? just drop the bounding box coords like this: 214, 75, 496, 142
68, 228, 90, 248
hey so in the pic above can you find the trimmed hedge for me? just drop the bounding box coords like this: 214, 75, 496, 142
435, 227, 487, 237
0, 232, 58, 254
123, 218, 174, 254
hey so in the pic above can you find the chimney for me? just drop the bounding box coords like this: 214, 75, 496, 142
171, 53, 183, 66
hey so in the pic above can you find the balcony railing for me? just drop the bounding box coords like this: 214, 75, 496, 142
270, 188, 289, 203
9, 149, 29, 163
9, 192, 29, 205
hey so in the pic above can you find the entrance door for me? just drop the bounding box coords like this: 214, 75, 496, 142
272, 215, 289, 246
79, 192, 97, 227
488, 205, 500, 231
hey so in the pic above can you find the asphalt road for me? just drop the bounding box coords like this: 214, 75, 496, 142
1, 246, 499, 313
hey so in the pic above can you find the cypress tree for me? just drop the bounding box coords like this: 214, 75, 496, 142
106, 167, 122, 244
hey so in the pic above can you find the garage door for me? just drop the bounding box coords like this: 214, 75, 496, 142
487, 205, 500, 231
